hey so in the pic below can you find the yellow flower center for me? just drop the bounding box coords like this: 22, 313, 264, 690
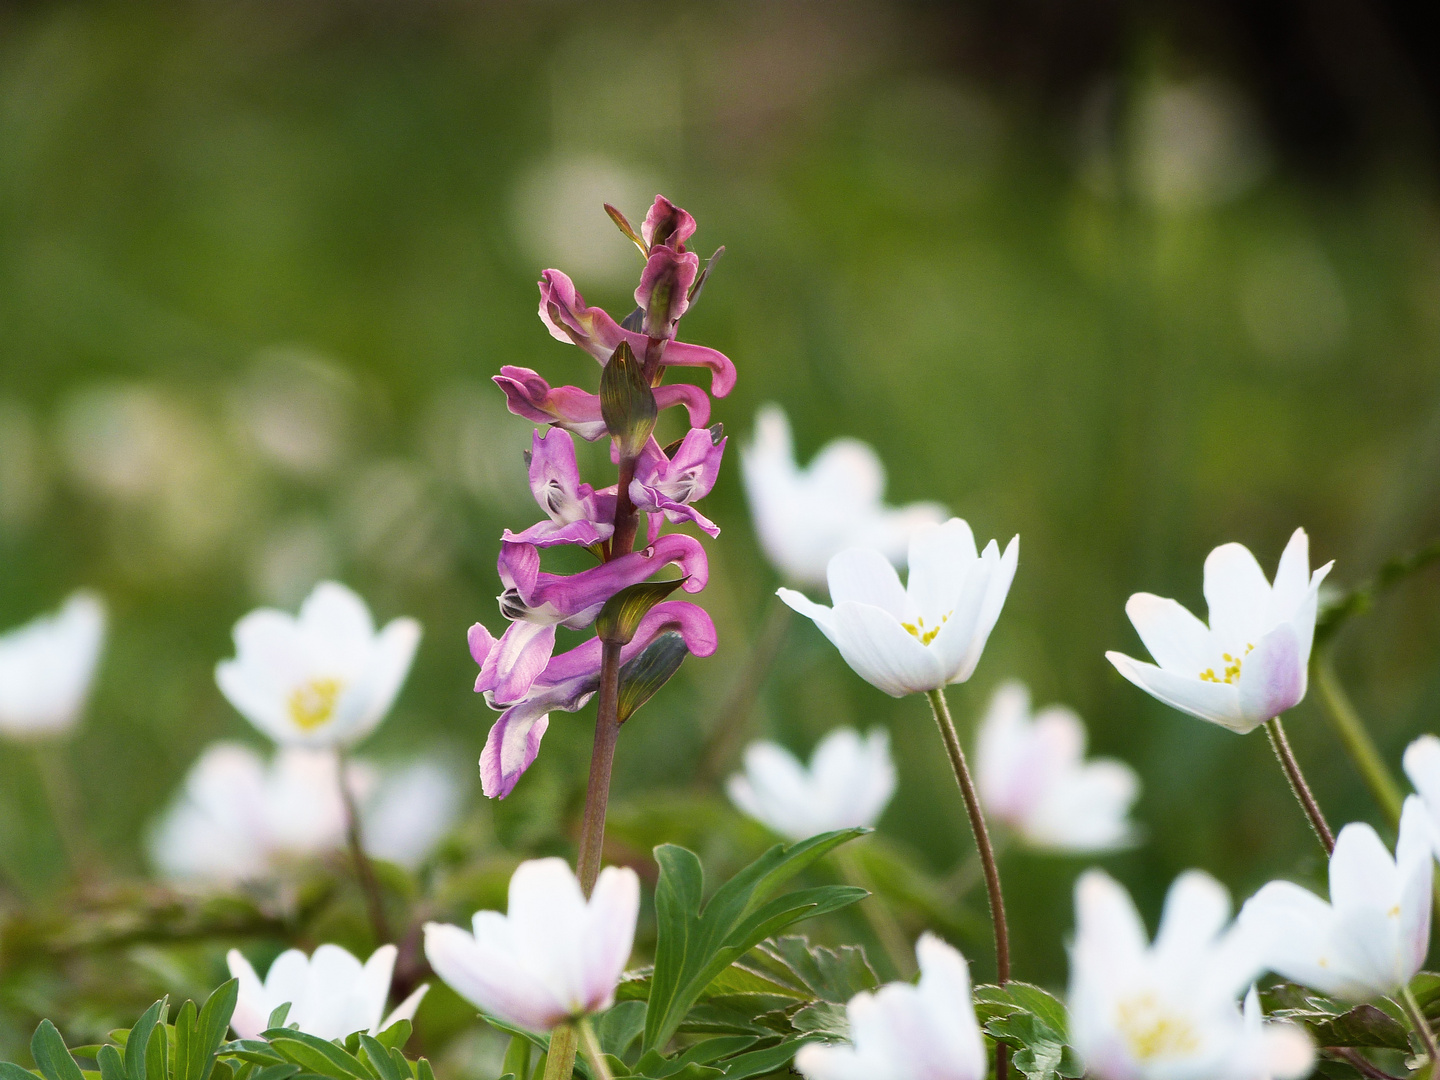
1199, 643, 1254, 684
1115, 993, 1200, 1062
288, 677, 344, 730
901, 612, 950, 646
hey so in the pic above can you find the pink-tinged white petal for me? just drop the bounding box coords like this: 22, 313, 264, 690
827, 601, 945, 697
479, 703, 551, 799
641, 195, 696, 251
475, 621, 557, 705
468, 622, 498, 670
1236, 622, 1305, 728
1106, 651, 1248, 731
1268, 528, 1312, 617
1125, 593, 1212, 674
636, 245, 699, 339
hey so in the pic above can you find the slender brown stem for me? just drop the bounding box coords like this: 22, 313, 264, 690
1329, 1047, 1404, 1080
1264, 717, 1335, 855
609, 456, 640, 557
336, 749, 392, 943
1314, 652, 1405, 828
697, 597, 792, 782
925, 687, 1009, 1080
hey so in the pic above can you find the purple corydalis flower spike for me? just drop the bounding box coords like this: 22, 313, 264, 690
479, 601, 717, 798
537, 270, 736, 397
630, 428, 726, 538
641, 196, 696, 252
637, 246, 700, 341
494, 366, 711, 441
502, 428, 615, 549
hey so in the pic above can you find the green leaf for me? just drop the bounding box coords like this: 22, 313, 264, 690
986, 1013, 1082, 1080
687, 247, 724, 305
712, 1039, 808, 1080
125, 1001, 169, 1080
789, 1002, 847, 1040
604, 203, 648, 258
262, 1034, 368, 1080
596, 582, 686, 647
174, 1002, 198, 1080
244, 1068, 297, 1080
412, 1060, 434, 1080
616, 631, 688, 722
265, 1006, 291, 1033
1, 1066, 42, 1080
33, 1020, 86, 1080
355, 1038, 402, 1080
599, 341, 657, 458
96, 1047, 126, 1080
758, 938, 878, 1004
595, 1002, 647, 1060
193, 981, 240, 1080
643, 831, 868, 1054
1307, 1005, 1411, 1051
368, 1022, 409, 1055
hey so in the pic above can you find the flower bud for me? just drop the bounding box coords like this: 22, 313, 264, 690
599, 341, 658, 459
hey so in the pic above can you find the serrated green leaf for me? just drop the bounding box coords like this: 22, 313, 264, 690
33, 1020, 86, 1080
644, 832, 868, 1053
790, 1002, 847, 1040
263, 1034, 368, 1080
760, 938, 878, 1005
616, 630, 688, 722
1306, 1005, 1410, 1051
986, 1013, 1082, 1080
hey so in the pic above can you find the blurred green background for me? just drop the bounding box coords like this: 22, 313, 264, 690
3, 0, 1440, 1066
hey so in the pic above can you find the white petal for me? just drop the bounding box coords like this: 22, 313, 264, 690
1403, 736, 1440, 823
951, 535, 1018, 683
1073, 870, 1149, 970
1106, 651, 1248, 731
1203, 542, 1271, 646
906, 518, 977, 618
423, 920, 564, 1031
357, 945, 399, 1034
378, 984, 428, 1033
826, 549, 909, 617
345, 616, 422, 745
1153, 871, 1231, 972
300, 582, 376, 666
1124, 592, 1212, 674
580, 866, 640, 1013
828, 602, 944, 697
1267, 529, 1311, 618
1236, 622, 1305, 727
227, 950, 272, 1039
1329, 822, 1398, 914
776, 588, 835, 634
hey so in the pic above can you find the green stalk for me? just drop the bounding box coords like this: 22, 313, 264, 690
577, 1017, 614, 1080
1314, 652, 1404, 828
1400, 985, 1439, 1080
543, 1025, 578, 1080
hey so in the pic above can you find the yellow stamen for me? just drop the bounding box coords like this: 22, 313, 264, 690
901, 611, 951, 646
288, 677, 343, 730
1115, 993, 1200, 1062
1199, 643, 1254, 685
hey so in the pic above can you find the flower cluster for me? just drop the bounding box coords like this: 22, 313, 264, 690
473, 195, 728, 798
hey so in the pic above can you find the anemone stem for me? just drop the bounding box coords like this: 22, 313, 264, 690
336, 748, 391, 944
1264, 717, 1335, 855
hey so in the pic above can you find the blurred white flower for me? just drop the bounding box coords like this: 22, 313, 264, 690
424, 857, 639, 1032
227, 349, 357, 478
727, 727, 895, 841
1107, 528, 1331, 734
742, 404, 947, 587
1239, 796, 1432, 1002
149, 743, 462, 884
794, 933, 986, 1080
216, 581, 420, 748
779, 519, 1018, 697
227, 943, 427, 1042
976, 681, 1138, 852
1401, 734, 1440, 848
1069, 869, 1312, 1080
0, 592, 106, 738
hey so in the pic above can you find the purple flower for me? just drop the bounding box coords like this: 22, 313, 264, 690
494, 366, 712, 441
537, 270, 736, 397
475, 534, 710, 705
636, 245, 699, 341
630, 427, 726, 539
470, 601, 717, 797
503, 428, 615, 549
641, 195, 696, 252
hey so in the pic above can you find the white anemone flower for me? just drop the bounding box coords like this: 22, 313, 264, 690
793, 934, 986, 1080
216, 581, 421, 748
1401, 735, 1440, 853
1106, 528, 1331, 734
149, 743, 462, 884
777, 519, 1018, 697
976, 681, 1139, 852
423, 857, 639, 1033
740, 404, 947, 587
1069, 869, 1313, 1080
726, 727, 896, 841
227, 943, 427, 1041
1238, 796, 1432, 1002
0, 591, 106, 738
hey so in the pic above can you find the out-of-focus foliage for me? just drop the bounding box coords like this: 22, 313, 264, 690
2, 0, 1440, 1074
